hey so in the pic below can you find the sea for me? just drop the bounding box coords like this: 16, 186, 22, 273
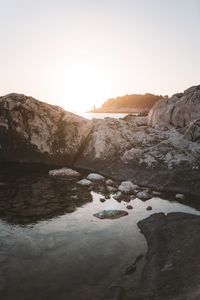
76, 112, 129, 119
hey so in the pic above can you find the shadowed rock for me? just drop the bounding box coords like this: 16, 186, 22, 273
0, 93, 92, 165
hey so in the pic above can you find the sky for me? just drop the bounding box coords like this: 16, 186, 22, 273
0, 0, 200, 112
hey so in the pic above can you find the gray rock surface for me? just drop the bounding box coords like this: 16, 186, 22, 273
148, 85, 200, 128
0, 93, 92, 165
136, 213, 200, 300
93, 210, 128, 220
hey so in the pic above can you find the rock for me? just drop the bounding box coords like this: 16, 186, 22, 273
93, 210, 128, 220
152, 190, 162, 197
106, 186, 118, 193
118, 181, 138, 194
136, 191, 152, 201
49, 167, 81, 177
146, 206, 152, 211
113, 191, 123, 201
175, 193, 185, 201
87, 173, 105, 181
105, 179, 117, 186
129, 195, 136, 201
126, 205, 133, 210
100, 198, 106, 203
148, 85, 200, 128
77, 179, 92, 186
137, 213, 200, 299
0, 93, 92, 165
183, 119, 200, 142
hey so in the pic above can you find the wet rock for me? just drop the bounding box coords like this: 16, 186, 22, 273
113, 191, 123, 201
146, 206, 152, 211
175, 193, 185, 200
49, 168, 81, 177
152, 190, 162, 197
136, 191, 152, 201
93, 210, 128, 220
118, 181, 138, 194
77, 179, 92, 186
125, 254, 144, 275
126, 205, 133, 210
107, 186, 118, 193
129, 195, 136, 201
87, 173, 105, 181
105, 179, 117, 186
100, 198, 106, 203
137, 213, 200, 299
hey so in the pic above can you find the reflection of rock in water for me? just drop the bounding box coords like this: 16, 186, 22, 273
0, 164, 92, 225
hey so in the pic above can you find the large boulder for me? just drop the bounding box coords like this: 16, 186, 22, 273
148, 85, 200, 129
0, 93, 92, 165
137, 213, 200, 300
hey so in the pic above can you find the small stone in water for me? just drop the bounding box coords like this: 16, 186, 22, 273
100, 198, 106, 203
146, 206, 152, 211
49, 168, 81, 177
126, 205, 133, 210
93, 210, 128, 220
175, 193, 185, 200
87, 173, 105, 181
77, 179, 92, 186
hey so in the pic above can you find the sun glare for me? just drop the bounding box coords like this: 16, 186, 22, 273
54, 62, 111, 112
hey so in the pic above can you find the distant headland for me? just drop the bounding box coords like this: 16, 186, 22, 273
90, 93, 165, 113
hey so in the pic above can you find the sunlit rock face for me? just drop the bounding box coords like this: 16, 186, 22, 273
148, 85, 200, 129
75, 114, 200, 171
0, 93, 92, 165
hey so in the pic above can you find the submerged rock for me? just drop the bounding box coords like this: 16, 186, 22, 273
93, 210, 128, 220
49, 168, 81, 177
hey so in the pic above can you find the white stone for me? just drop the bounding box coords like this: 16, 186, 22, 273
136, 191, 152, 201
113, 191, 123, 200
77, 179, 92, 186
87, 173, 105, 181
175, 193, 185, 200
118, 181, 138, 194
49, 168, 81, 177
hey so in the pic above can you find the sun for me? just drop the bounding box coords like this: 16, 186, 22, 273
54, 61, 111, 112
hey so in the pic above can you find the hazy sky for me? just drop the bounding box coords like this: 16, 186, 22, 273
0, 0, 200, 111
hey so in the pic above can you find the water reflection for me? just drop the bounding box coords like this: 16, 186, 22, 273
0, 163, 200, 300
0, 163, 92, 225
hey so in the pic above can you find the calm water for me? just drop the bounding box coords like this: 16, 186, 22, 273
0, 164, 199, 300
76, 112, 129, 120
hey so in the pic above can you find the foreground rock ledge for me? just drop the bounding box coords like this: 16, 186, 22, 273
136, 213, 200, 300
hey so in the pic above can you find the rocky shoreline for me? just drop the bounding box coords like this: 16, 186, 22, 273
0, 86, 200, 299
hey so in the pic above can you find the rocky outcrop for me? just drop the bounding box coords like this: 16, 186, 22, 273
136, 213, 200, 300
148, 85, 200, 129
0, 86, 200, 197
0, 93, 92, 165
